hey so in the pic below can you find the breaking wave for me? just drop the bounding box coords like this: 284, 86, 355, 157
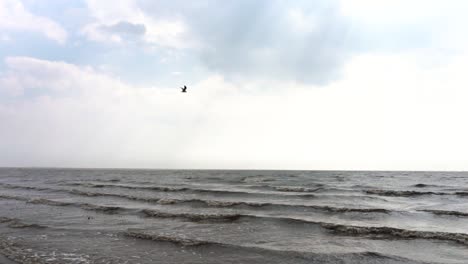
0, 194, 125, 215
0, 183, 49, 191
79, 203, 122, 214
68, 182, 189, 192
142, 209, 242, 222
366, 189, 468, 197
322, 223, 468, 246
272, 186, 321, 192
0, 186, 394, 216
412, 184, 440, 188
419, 209, 468, 217
365, 189, 449, 197
141, 210, 468, 247
0, 217, 46, 229
65, 182, 322, 198
124, 230, 427, 263
125, 230, 216, 246
28, 198, 72, 206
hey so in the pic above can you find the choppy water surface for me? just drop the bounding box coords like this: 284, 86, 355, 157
0, 169, 467, 264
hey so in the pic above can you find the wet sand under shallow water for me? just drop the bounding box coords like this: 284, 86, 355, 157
0, 168, 468, 263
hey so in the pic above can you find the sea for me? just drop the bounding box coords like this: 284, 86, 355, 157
0, 168, 467, 264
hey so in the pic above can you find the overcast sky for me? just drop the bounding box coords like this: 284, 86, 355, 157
1, 0, 467, 170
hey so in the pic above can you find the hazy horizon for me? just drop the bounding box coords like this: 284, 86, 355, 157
0, 166, 465, 173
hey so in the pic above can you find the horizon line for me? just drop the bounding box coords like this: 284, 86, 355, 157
0, 166, 466, 173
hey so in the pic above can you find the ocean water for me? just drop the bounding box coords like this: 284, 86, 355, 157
0, 168, 467, 264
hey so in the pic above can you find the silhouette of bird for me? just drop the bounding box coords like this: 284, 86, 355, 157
180, 85, 187, 93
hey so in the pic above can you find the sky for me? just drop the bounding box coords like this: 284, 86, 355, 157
0, 0, 467, 170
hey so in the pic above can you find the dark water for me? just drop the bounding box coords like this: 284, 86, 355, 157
0, 168, 467, 264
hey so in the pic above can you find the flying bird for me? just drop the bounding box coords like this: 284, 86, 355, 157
180, 85, 187, 93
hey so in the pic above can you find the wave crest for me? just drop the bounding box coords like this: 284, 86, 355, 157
322, 223, 468, 246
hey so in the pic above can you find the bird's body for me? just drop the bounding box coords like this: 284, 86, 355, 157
181, 85, 187, 93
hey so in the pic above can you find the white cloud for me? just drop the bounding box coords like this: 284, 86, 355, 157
339, 0, 467, 24
0, 57, 127, 96
0, 0, 67, 44
339, 0, 468, 53
287, 8, 318, 34
0, 56, 232, 168
1, 55, 468, 170
1, 33, 11, 42
79, 0, 352, 85
81, 0, 189, 48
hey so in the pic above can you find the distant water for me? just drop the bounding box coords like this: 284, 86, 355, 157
0, 168, 468, 264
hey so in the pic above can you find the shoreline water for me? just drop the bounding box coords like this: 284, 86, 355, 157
0, 254, 18, 264
1, 168, 467, 263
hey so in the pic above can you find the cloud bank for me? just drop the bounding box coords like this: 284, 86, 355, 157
0, 0, 67, 44
82, 0, 351, 84
1, 54, 468, 170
